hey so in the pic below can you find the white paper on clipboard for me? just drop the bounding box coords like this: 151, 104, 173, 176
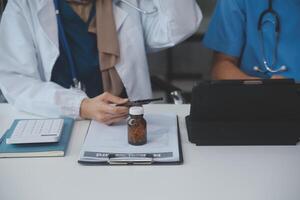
79, 113, 180, 163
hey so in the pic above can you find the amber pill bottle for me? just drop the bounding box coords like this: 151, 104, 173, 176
128, 106, 147, 146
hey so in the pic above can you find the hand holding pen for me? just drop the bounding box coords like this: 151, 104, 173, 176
80, 92, 163, 125
80, 92, 129, 125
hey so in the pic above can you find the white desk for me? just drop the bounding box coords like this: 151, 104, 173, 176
0, 104, 300, 200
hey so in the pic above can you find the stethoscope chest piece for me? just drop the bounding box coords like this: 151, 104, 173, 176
72, 78, 86, 92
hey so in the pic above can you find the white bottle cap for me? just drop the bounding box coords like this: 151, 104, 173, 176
129, 106, 144, 116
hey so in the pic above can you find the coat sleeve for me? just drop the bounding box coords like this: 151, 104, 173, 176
140, 0, 202, 52
0, 1, 87, 118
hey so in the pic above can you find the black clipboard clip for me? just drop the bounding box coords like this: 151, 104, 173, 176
107, 154, 154, 165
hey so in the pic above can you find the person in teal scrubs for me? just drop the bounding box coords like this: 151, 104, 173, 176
203, 0, 300, 80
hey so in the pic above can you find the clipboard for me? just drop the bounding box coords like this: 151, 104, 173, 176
78, 116, 183, 166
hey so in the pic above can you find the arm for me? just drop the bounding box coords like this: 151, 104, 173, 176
212, 52, 259, 80
0, 1, 128, 123
140, 0, 202, 52
0, 1, 87, 118
211, 52, 287, 80
203, 0, 251, 80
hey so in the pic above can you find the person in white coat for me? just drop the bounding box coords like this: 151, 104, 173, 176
0, 0, 202, 124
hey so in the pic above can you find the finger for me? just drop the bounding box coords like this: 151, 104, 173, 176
100, 112, 128, 120
94, 112, 126, 123
105, 115, 128, 126
99, 103, 129, 115
101, 92, 128, 104
96, 113, 128, 124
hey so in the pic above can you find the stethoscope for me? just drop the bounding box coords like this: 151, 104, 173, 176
253, 0, 287, 75
118, 0, 158, 15
53, 0, 157, 90
53, 0, 83, 90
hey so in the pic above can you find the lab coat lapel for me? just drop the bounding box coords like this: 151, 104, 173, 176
36, 0, 59, 81
113, 2, 128, 32
37, 0, 59, 48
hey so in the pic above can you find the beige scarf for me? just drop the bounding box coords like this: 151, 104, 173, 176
67, 0, 124, 96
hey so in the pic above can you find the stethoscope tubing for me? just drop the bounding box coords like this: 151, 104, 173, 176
118, 0, 158, 15
52, 0, 157, 88
53, 0, 79, 87
254, 0, 287, 75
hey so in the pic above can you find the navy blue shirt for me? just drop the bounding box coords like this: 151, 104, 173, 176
51, 0, 103, 98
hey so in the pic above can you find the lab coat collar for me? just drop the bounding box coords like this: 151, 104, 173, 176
37, 0, 128, 49
113, 1, 129, 32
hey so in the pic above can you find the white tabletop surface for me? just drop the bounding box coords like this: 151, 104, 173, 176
0, 103, 300, 200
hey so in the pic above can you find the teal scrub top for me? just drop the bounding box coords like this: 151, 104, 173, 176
203, 0, 300, 80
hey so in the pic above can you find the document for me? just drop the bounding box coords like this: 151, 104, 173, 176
79, 113, 181, 164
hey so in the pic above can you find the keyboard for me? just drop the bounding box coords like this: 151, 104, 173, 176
6, 119, 64, 144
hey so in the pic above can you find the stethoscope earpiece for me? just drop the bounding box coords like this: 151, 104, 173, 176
280, 65, 287, 71
253, 66, 263, 73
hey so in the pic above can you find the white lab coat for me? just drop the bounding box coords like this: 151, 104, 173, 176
0, 0, 202, 118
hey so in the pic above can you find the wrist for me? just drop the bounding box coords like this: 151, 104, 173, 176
80, 98, 91, 119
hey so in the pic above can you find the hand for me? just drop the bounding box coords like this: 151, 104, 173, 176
271, 75, 286, 79
80, 92, 129, 125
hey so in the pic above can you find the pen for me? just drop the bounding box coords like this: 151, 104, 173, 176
116, 97, 163, 107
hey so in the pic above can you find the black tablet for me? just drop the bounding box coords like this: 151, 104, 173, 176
186, 79, 300, 145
